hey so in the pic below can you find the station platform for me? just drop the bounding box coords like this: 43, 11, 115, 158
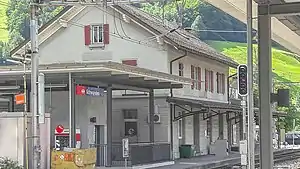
96, 152, 241, 169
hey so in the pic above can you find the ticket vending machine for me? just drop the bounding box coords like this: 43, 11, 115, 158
54, 128, 81, 150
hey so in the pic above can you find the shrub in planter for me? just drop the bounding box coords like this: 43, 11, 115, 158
0, 157, 22, 169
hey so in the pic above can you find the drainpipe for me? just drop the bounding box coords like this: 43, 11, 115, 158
169, 50, 187, 160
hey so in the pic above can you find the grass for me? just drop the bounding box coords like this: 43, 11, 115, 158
206, 40, 300, 83
0, 0, 8, 42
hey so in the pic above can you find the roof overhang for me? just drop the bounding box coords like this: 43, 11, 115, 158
205, 0, 300, 55
167, 97, 287, 117
0, 61, 191, 92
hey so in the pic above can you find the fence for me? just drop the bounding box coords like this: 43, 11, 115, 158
92, 142, 171, 167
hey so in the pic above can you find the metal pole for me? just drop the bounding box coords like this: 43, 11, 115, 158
30, 0, 41, 168
247, 0, 255, 168
68, 72, 73, 147
293, 119, 295, 148
241, 97, 247, 140
23, 60, 29, 169
38, 73, 45, 124
258, 6, 273, 168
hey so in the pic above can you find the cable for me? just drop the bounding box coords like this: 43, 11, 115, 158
113, 9, 122, 37
119, 15, 131, 39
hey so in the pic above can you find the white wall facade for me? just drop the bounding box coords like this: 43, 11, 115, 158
35, 5, 233, 158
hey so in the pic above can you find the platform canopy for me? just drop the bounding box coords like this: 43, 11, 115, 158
0, 61, 191, 92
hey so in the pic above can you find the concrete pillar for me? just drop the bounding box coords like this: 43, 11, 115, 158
106, 85, 113, 166
149, 89, 155, 143
218, 113, 224, 139
193, 113, 200, 151
258, 8, 273, 168
226, 113, 232, 152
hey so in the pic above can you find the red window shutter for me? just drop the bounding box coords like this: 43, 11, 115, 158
191, 65, 195, 89
122, 60, 137, 66
103, 24, 110, 44
205, 69, 208, 91
84, 25, 91, 45
210, 71, 214, 92
216, 72, 219, 93
221, 74, 225, 94
197, 67, 201, 90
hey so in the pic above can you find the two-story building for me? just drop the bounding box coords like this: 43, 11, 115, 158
10, 4, 243, 166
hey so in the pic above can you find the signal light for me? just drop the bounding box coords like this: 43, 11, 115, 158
237, 64, 248, 96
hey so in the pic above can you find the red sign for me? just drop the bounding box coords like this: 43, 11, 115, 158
55, 125, 64, 134
76, 85, 87, 95
15, 93, 25, 105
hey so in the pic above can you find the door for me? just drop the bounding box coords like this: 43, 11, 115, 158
95, 125, 105, 166
199, 119, 209, 155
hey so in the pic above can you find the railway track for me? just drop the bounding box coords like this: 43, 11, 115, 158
208, 149, 300, 169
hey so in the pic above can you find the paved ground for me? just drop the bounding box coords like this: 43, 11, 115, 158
96, 152, 241, 169
152, 153, 240, 169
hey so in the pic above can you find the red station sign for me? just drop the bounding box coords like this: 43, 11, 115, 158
55, 125, 64, 134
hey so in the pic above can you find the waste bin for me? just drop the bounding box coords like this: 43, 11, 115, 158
179, 145, 195, 158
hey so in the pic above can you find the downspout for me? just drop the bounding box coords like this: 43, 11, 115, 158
169, 50, 187, 160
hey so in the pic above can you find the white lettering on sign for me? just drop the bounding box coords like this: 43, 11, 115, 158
86, 87, 104, 97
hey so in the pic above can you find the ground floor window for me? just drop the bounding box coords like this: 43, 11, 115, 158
178, 111, 183, 139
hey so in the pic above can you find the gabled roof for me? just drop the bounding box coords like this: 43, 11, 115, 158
114, 5, 238, 67
10, 5, 238, 67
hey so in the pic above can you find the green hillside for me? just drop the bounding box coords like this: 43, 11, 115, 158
0, 0, 8, 42
206, 40, 300, 83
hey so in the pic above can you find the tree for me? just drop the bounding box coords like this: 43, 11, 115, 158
6, 0, 63, 51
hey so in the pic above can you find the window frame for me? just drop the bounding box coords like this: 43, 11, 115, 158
91, 24, 104, 45
178, 62, 184, 77
191, 65, 201, 90
217, 72, 226, 94
178, 111, 183, 139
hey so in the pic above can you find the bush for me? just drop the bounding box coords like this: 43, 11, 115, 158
0, 157, 22, 169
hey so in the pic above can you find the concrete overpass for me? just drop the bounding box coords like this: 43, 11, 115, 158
205, 0, 300, 55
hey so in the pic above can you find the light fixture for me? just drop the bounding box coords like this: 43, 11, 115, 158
45, 84, 67, 88
0, 86, 21, 90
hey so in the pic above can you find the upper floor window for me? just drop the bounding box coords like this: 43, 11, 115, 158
191, 65, 201, 90
205, 69, 214, 92
84, 24, 109, 47
92, 25, 103, 44
178, 63, 184, 76
217, 72, 226, 94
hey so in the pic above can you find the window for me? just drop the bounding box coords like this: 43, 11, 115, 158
178, 112, 183, 139
217, 72, 226, 94
205, 69, 214, 92
191, 65, 201, 90
178, 63, 184, 76
123, 109, 138, 137
84, 24, 109, 46
92, 25, 103, 44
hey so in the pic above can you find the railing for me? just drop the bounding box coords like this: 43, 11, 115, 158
92, 142, 171, 167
